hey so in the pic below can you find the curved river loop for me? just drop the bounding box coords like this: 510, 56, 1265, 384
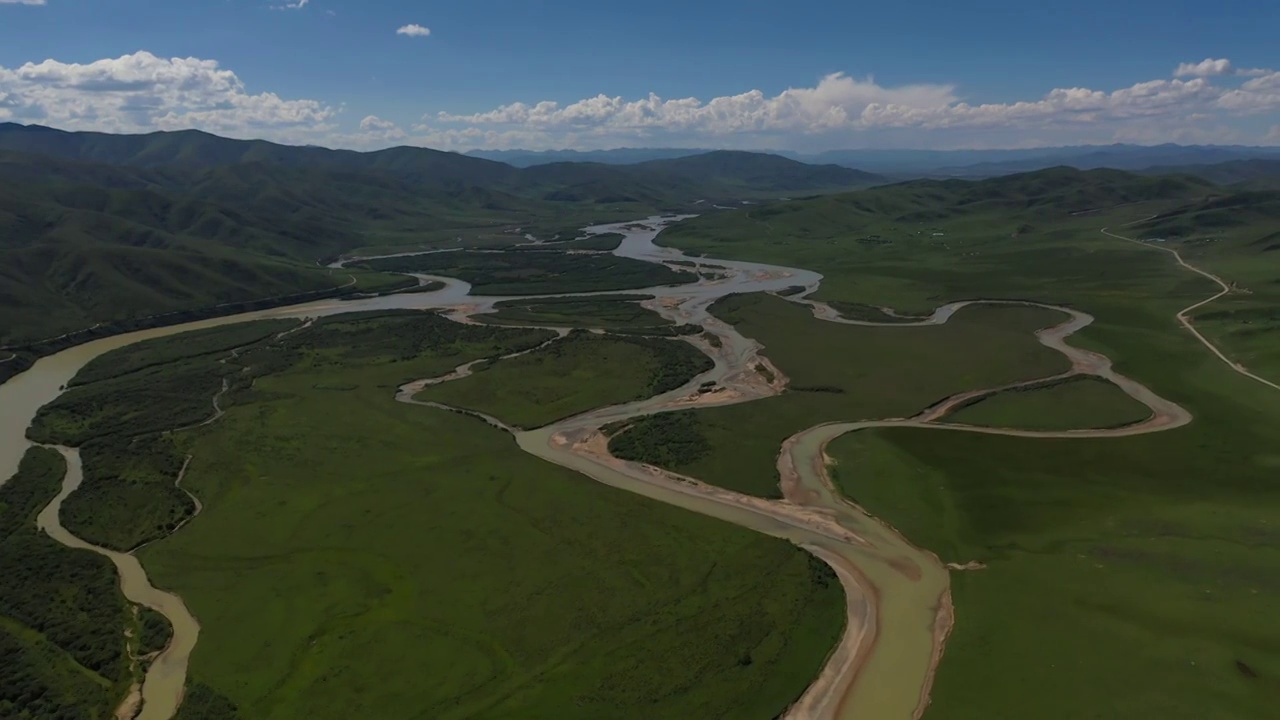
0, 215, 1236, 720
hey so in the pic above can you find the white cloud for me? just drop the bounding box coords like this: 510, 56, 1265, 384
1216, 71, 1280, 113
427, 59, 1280, 150
0, 51, 334, 137
0, 1, 48, 5
440, 73, 957, 134
1266, 126, 1280, 145
272, 0, 309, 9
357, 114, 406, 142
1174, 58, 1232, 78
396, 24, 431, 38
359, 115, 395, 131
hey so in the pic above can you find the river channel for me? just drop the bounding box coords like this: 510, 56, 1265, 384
0, 216, 1191, 720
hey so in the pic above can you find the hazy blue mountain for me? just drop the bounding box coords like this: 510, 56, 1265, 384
466, 148, 715, 167
463, 142, 1280, 177
807, 144, 1280, 177
1138, 159, 1280, 188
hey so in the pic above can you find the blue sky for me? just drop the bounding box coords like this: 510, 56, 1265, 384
1, 0, 1277, 150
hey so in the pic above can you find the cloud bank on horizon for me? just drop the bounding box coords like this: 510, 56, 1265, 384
0, 52, 1276, 151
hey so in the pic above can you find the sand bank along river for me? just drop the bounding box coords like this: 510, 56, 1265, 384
0, 216, 1196, 720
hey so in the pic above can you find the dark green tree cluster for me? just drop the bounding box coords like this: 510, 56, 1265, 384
0, 448, 129, 719
60, 435, 196, 552
0, 629, 112, 720
173, 682, 241, 720
288, 311, 555, 366
619, 336, 715, 395
27, 357, 228, 447
610, 412, 712, 468
136, 607, 173, 658
359, 250, 693, 295
73, 320, 297, 386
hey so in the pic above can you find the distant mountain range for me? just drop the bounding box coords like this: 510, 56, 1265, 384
467, 148, 715, 167
471, 144, 1280, 178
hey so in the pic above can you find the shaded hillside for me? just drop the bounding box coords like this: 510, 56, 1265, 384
0, 123, 518, 188
634, 151, 884, 193
668, 167, 1217, 239
925, 144, 1280, 177
1140, 159, 1280, 189
1132, 190, 1280, 242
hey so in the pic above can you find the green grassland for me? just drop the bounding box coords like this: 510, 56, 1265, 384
473, 294, 698, 336
625, 293, 1071, 498
944, 376, 1154, 430
0, 448, 131, 720
358, 249, 696, 295
660, 168, 1280, 383
661, 169, 1214, 313
416, 332, 714, 428
133, 312, 843, 720
828, 391, 1278, 719
649, 173, 1280, 717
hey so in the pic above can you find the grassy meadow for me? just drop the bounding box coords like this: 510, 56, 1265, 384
650, 181, 1280, 717
417, 332, 714, 428
944, 376, 1154, 430
127, 312, 843, 720
623, 293, 1071, 498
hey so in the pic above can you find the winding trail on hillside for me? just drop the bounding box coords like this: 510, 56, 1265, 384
0, 215, 1208, 720
1101, 225, 1280, 392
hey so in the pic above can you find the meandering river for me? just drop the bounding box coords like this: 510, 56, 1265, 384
0, 216, 1193, 720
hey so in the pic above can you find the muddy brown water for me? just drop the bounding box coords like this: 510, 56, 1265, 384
0, 216, 1192, 720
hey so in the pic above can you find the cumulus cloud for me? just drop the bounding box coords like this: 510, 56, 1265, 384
0, 51, 334, 137
440, 73, 957, 134
1216, 71, 1280, 112
357, 114, 406, 142
427, 59, 1280, 150
396, 24, 431, 37
359, 115, 395, 131
4, 50, 1278, 152
1174, 58, 1233, 78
